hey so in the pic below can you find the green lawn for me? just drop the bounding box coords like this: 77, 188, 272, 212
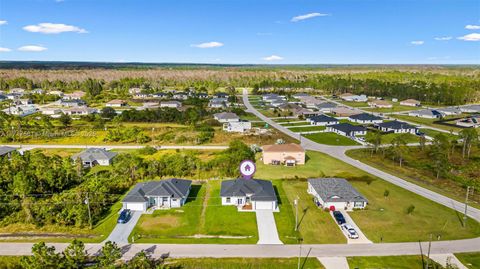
363, 103, 418, 113
455, 252, 480, 269
289, 126, 326, 133
281, 121, 310, 127
303, 132, 359, 146
347, 255, 442, 269
272, 181, 301, 244
419, 128, 458, 139
168, 258, 324, 269
274, 118, 301, 123
380, 133, 420, 144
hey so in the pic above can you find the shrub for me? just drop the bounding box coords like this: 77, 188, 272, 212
406, 205, 415, 215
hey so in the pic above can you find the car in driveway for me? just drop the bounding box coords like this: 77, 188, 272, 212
117, 209, 131, 224
341, 224, 359, 239
333, 211, 346, 225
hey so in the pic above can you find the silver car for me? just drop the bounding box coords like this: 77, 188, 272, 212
341, 224, 359, 239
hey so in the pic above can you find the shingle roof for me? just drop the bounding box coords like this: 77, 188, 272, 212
315, 102, 337, 109
329, 123, 366, 133
71, 148, 118, 162
262, 143, 305, 153
122, 179, 192, 203
349, 113, 383, 121
214, 112, 239, 120
309, 114, 338, 123
0, 146, 16, 156
220, 179, 277, 201
308, 178, 368, 203
377, 121, 416, 130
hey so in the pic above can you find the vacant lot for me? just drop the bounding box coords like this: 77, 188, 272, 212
168, 258, 324, 269
347, 255, 441, 269
303, 132, 359, 146
381, 133, 420, 144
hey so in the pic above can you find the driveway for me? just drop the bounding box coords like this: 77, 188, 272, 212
255, 210, 283, 245
104, 210, 142, 245
330, 210, 372, 244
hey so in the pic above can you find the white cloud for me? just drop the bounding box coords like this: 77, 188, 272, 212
190, 41, 224, 48
0, 47, 11, 52
410, 40, 424, 45
465, 25, 480, 30
23, 23, 87, 34
0, 20, 7, 26
262, 55, 283, 61
434, 36, 452, 41
291, 12, 329, 22
18, 45, 47, 52
457, 33, 480, 41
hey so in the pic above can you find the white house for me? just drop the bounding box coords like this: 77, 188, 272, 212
223, 121, 252, 133
122, 179, 192, 211
63, 91, 86, 100
4, 105, 37, 117
160, 101, 182, 108
348, 113, 383, 124
220, 178, 278, 211
340, 93, 367, 102
307, 178, 368, 211
376, 121, 417, 134
63, 107, 97, 116
214, 112, 239, 123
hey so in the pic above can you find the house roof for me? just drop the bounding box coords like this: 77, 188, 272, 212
401, 99, 420, 104
377, 120, 416, 130
107, 99, 127, 104
308, 178, 368, 203
369, 100, 391, 106
214, 92, 229, 97
122, 179, 192, 203
161, 101, 182, 106
329, 123, 366, 133
349, 113, 383, 121
332, 107, 362, 115
71, 148, 118, 163
309, 114, 338, 123
262, 143, 305, 153
410, 109, 442, 117
214, 112, 239, 120
220, 178, 277, 201
315, 102, 337, 109
0, 146, 16, 156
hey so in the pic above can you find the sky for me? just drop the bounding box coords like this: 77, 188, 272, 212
0, 0, 479, 64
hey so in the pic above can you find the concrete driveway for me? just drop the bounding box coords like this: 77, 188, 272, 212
331, 210, 372, 244
104, 210, 142, 245
255, 210, 283, 245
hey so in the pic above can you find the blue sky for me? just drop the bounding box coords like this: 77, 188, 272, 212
0, 0, 479, 64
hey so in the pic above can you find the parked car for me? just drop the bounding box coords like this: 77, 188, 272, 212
333, 211, 346, 225
341, 224, 359, 239
117, 209, 131, 224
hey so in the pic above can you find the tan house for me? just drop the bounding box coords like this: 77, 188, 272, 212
262, 143, 305, 166
400, 99, 421, 107
331, 107, 362, 117
106, 99, 128, 107
368, 99, 392, 108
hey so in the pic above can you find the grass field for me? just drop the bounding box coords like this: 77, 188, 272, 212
272, 181, 301, 244
274, 118, 302, 123
380, 133, 420, 144
337, 100, 369, 107
303, 132, 359, 146
289, 126, 326, 133
419, 128, 458, 139
166, 258, 324, 269
347, 255, 442, 269
363, 103, 418, 113
455, 252, 480, 269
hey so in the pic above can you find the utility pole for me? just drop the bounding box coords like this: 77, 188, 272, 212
85, 192, 92, 229
294, 197, 298, 231
463, 186, 473, 228
297, 237, 303, 269
419, 241, 425, 269
426, 234, 432, 269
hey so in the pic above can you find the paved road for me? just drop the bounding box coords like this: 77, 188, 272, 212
104, 211, 142, 245
336, 210, 372, 244
242, 89, 480, 222
2, 144, 228, 151
255, 210, 283, 245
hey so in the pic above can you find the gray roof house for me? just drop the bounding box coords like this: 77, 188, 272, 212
307, 114, 339, 126
0, 146, 16, 158
71, 148, 118, 167
348, 113, 383, 124
307, 178, 368, 211
220, 178, 278, 211
122, 179, 192, 211
315, 102, 337, 112
408, 109, 442, 119
214, 112, 240, 123
436, 107, 462, 116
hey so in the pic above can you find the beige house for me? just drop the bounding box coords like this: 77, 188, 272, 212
368, 99, 392, 108
262, 143, 305, 166
400, 99, 421, 107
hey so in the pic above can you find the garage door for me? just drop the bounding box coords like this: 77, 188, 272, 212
123, 202, 146, 211
255, 201, 273, 210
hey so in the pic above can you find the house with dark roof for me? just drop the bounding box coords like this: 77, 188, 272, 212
214, 112, 239, 123
0, 146, 16, 159
307, 114, 339, 126
376, 121, 417, 134
315, 102, 337, 113
348, 113, 383, 124
71, 148, 118, 167
214, 92, 229, 99
408, 109, 442, 119
326, 123, 367, 137
307, 178, 368, 211
220, 178, 278, 211
122, 179, 192, 211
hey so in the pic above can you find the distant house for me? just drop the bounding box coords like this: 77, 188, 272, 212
348, 113, 383, 124
376, 121, 417, 134
173, 92, 188, 100
151, 92, 168, 99
9, 88, 26, 94
6, 93, 22, 100
340, 93, 367, 102
63, 107, 98, 116
368, 100, 392, 108
160, 101, 182, 108
214, 92, 229, 99
262, 143, 305, 166
315, 102, 337, 113
214, 112, 239, 123
292, 108, 320, 118
307, 178, 368, 211
303, 98, 324, 109
270, 99, 287, 107
63, 91, 86, 100
47, 90, 64, 97
133, 93, 150, 99
436, 107, 462, 116
408, 109, 442, 119
331, 107, 362, 117
71, 148, 118, 167
15, 99, 33, 106
223, 121, 252, 133
221, 178, 278, 211
106, 99, 128, 107
307, 114, 339, 126
0, 146, 16, 159
196, 92, 209, 99
293, 93, 310, 99
209, 98, 228, 108
326, 123, 367, 137
31, 88, 44, 94
128, 88, 142, 94
4, 105, 37, 117
460, 105, 480, 113
122, 179, 192, 211
262, 93, 281, 101
40, 107, 62, 116
59, 99, 87, 107
456, 115, 480, 128
400, 99, 421, 107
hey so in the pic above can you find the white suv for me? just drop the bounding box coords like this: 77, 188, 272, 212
341, 224, 359, 239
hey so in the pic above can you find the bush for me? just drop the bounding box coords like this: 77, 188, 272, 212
406, 205, 415, 215
384, 189, 390, 198
137, 146, 157, 155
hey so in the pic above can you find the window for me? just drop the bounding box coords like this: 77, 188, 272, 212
226, 197, 231, 203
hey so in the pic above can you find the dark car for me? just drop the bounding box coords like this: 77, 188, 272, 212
333, 211, 346, 225
117, 209, 131, 224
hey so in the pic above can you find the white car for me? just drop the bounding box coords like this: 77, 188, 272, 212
341, 224, 359, 239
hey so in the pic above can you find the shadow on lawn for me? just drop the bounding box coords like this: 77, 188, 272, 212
185, 184, 202, 205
